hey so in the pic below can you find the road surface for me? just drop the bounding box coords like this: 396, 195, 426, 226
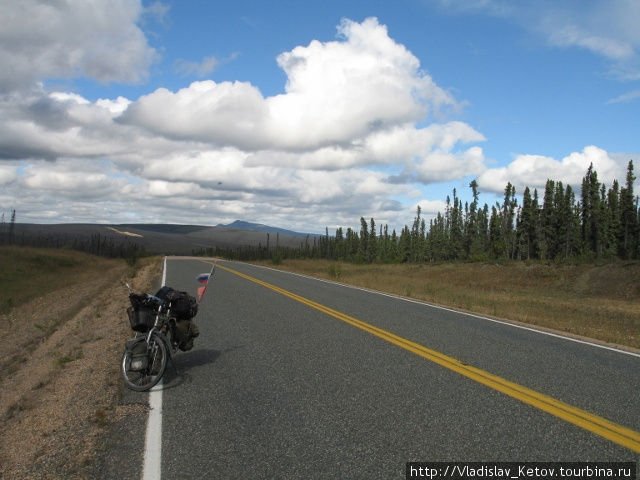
150, 258, 640, 479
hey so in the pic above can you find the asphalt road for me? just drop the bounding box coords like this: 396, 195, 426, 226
155, 258, 640, 479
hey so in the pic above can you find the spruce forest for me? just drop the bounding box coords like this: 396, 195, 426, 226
209, 161, 639, 263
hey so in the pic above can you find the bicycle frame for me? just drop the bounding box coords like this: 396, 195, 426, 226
145, 301, 176, 360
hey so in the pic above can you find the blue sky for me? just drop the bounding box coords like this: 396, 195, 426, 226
0, 0, 638, 233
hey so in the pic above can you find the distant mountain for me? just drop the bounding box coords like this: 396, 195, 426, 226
217, 220, 319, 238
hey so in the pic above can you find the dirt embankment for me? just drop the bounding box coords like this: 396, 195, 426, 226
0, 257, 162, 479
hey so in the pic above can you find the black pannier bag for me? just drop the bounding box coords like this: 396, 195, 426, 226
125, 338, 149, 371
155, 286, 200, 351
155, 286, 198, 320
174, 318, 200, 351
127, 294, 157, 332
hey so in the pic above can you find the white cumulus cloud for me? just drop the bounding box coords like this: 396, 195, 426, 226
477, 145, 630, 193
121, 17, 461, 152
0, 0, 156, 92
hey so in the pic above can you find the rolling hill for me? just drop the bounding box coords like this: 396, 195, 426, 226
10, 221, 318, 256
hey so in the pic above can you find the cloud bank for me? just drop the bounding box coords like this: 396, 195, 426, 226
0, 5, 635, 233
0, 13, 491, 231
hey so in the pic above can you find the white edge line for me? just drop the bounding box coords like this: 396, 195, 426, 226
142, 256, 166, 480
237, 261, 640, 359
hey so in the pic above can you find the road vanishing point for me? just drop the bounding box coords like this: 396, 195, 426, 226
143, 258, 640, 479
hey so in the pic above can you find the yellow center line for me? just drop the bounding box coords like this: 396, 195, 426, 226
216, 263, 640, 454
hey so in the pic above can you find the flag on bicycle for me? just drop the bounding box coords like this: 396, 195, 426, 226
196, 286, 206, 303
195, 261, 216, 303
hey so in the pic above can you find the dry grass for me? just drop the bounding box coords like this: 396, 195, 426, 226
255, 259, 640, 350
0, 246, 127, 313
0, 248, 163, 479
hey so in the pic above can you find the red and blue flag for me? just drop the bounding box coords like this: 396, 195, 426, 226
195, 261, 216, 303
196, 286, 206, 303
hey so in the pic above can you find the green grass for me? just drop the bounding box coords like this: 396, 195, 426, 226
0, 246, 121, 314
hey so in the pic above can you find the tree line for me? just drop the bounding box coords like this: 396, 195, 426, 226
200, 161, 639, 263
3, 162, 637, 265
0, 213, 146, 265
0, 209, 16, 245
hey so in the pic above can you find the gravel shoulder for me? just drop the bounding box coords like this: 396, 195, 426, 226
0, 256, 162, 480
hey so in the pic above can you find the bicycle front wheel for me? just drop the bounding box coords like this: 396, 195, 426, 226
121, 334, 168, 391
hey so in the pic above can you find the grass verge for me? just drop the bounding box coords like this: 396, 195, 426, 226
0, 248, 163, 479
255, 259, 640, 350
0, 246, 125, 314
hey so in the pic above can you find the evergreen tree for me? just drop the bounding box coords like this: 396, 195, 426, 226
410, 206, 422, 262
581, 164, 604, 257
359, 217, 369, 263
539, 180, 555, 259
426, 213, 446, 261
551, 182, 568, 260
604, 181, 620, 257
345, 228, 359, 261
390, 229, 399, 262
466, 180, 485, 259
489, 206, 503, 259
324, 227, 331, 259
501, 183, 517, 259
478, 204, 490, 259
368, 218, 377, 262
9, 209, 16, 245
449, 189, 464, 260
335, 227, 345, 260
378, 224, 389, 262
561, 185, 580, 259
398, 225, 411, 262
517, 187, 538, 260
620, 160, 637, 258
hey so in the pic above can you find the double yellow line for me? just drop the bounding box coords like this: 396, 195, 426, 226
216, 263, 640, 454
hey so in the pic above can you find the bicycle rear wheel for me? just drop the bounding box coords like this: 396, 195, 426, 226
121, 334, 167, 391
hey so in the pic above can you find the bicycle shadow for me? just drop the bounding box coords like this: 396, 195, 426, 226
160, 345, 243, 390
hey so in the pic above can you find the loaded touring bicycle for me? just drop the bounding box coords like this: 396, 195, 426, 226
120, 262, 215, 391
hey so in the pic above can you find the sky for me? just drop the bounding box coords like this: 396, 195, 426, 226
0, 0, 638, 234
